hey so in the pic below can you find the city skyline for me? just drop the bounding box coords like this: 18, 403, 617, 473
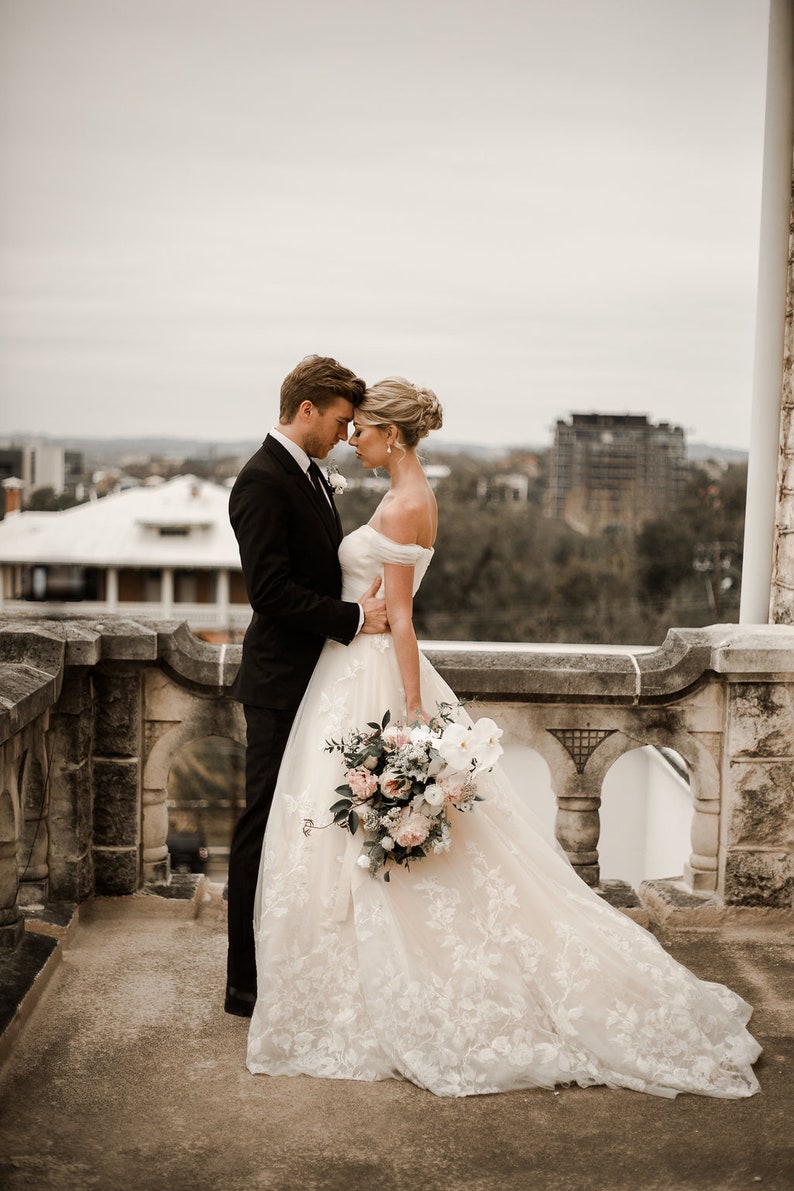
0, 0, 771, 450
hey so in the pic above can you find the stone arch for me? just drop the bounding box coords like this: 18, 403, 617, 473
599, 745, 692, 891
143, 705, 246, 791
167, 732, 246, 878
490, 715, 581, 800
582, 726, 720, 893
582, 726, 718, 804
141, 692, 245, 884
542, 719, 720, 891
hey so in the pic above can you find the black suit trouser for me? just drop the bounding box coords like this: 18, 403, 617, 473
226, 703, 296, 994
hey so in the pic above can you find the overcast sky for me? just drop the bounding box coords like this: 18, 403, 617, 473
0, 0, 771, 450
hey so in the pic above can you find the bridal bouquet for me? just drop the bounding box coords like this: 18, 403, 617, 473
317, 705, 503, 879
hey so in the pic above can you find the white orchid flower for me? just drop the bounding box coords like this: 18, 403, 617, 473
469, 717, 504, 772
436, 722, 476, 772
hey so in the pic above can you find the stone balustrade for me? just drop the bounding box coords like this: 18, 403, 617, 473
0, 616, 792, 947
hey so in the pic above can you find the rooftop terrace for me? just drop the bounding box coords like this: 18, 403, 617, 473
0, 614, 791, 1187
0, 893, 791, 1191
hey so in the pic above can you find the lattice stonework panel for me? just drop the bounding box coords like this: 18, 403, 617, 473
548, 728, 616, 774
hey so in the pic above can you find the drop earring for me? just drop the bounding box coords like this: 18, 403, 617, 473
386, 443, 392, 454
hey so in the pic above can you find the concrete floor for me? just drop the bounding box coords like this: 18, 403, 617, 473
0, 893, 791, 1191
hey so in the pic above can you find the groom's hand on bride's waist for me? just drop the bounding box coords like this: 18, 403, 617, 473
359, 576, 389, 635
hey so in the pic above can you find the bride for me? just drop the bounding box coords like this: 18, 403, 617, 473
246, 377, 761, 1099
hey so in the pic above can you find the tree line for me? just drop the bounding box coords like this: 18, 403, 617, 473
339, 459, 747, 646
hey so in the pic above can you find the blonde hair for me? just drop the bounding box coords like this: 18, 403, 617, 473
358, 377, 443, 449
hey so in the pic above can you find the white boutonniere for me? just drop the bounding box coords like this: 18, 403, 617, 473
326, 462, 348, 495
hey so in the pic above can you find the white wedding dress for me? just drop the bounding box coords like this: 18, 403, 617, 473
246, 525, 761, 1098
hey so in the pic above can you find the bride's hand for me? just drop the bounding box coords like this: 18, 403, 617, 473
359, 577, 389, 634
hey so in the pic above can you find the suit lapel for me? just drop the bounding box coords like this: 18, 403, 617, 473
265, 436, 342, 548
307, 463, 339, 538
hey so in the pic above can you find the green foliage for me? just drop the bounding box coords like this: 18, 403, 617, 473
636, 521, 694, 598
24, 487, 83, 512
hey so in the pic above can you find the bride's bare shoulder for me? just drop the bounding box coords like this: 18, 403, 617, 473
378, 492, 436, 548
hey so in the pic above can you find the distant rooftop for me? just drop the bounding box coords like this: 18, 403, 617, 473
0, 474, 240, 569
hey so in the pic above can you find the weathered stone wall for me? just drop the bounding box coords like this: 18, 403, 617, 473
0, 619, 244, 926
0, 617, 792, 946
724, 678, 794, 906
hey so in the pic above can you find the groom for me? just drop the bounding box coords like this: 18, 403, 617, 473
224, 355, 388, 1017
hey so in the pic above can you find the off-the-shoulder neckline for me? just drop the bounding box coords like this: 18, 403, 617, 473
361, 523, 435, 554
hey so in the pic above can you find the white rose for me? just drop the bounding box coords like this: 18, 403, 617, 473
356, 854, 371, 869
381, 836, 395, 851
422, 783, 446, 807
326, 467, 348, 494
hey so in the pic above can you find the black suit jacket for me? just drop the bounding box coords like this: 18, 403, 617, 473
229, 435, 360, 710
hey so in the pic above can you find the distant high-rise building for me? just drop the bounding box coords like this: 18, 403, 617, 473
0, 441, 84, 503
545, 413, 687, 534
24, 441, 84, 495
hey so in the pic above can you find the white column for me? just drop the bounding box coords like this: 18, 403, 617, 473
106, 566, 118, 612
161, 568, 174, 618
740, 0, 794, 623
217, 568, 230, 630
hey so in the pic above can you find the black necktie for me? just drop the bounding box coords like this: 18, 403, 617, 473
308, 461, 331, 506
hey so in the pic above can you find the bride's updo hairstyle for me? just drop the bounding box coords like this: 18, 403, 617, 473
358, 377, 443, 450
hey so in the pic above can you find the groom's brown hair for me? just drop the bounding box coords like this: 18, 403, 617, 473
279, 354, 366, 422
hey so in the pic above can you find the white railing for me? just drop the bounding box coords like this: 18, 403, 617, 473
0, 598, 252, 632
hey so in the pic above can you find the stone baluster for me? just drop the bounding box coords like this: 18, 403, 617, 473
17, 727, 49, 906
684, 794, 720, 893
0, 759, 22, 947
554, 792, 601, 887
142, 784, 170, 885
548, 727, 615, 887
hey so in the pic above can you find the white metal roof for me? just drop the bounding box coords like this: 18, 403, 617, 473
0, 475, 242, 569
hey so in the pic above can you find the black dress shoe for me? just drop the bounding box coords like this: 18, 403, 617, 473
225, 986, 256, 1017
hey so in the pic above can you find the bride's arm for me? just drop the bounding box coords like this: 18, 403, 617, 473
379, 502, 425, 719
383, 561, 423, 719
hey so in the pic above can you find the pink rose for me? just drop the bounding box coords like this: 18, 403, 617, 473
379, 768, 411, 799
345, 767, 378, 801
390, 808, 432, 849
438, 775, 469, 804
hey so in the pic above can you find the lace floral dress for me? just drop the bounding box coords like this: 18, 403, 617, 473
246, 525, 761, 1098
